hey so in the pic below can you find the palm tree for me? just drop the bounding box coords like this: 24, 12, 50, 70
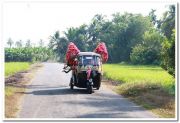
7, 38, 14, 48
49, 31, 69, 61
25, 39, 31, 47
15, 40, 23, 48
39, 39, 44, 47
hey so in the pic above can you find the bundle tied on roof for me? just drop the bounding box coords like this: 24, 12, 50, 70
66, 42, 80, 66
94, 42, 108, 62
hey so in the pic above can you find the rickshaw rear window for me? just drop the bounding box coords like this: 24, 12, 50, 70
78, 55, 98, 66
85, 56, 93, 59
78, 55, 100, 66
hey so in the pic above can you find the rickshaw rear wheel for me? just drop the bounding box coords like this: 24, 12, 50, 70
70, 78, 74, 90
70, 83, 74, 90
87, 85, 93, 94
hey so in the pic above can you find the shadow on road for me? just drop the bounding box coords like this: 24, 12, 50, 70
22, 87, 90, 95
63, 92, 156, 118
25, 84, 67, 89
76, 112, 130, 118
18, 85, 157, 118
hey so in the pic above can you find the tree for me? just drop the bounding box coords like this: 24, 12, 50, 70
130, 44, 146, 64
64, 27, 77, 41
130, 29, 163, 64
25, 39, 31, 47
49, 31, 69, 61
147, 5, 175, 76
161, 29, 175, 76
48, 31, 60, 49
39, 39, 44, 47
7, 38, 14, 48
159, 5, 175, 76
105, 12, 153, 62
64, 24, 88, 51
159, 5, 175, 39
149, 9, 157, 25
15, 40, 23, 48
87, 14, 106, 50
49, 11, 166, 65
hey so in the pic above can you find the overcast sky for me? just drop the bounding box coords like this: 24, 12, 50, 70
2, 1, 175, 46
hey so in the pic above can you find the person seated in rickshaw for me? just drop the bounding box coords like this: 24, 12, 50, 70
83, 59, 94, 65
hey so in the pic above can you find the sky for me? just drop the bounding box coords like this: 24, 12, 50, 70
2, 1, 175, 47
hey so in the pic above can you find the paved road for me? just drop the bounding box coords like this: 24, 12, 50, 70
18, 63, 157, 118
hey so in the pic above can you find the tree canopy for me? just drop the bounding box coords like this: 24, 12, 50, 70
48, 5, 175, 76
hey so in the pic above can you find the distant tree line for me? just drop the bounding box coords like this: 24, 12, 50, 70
7, 39, 44, 48
5, 47, 55, 62
48, 5, 175, 76
5, 39, 56, 62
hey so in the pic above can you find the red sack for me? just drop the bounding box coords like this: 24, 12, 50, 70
94, 42, 108, 62
66, 42, 80, 66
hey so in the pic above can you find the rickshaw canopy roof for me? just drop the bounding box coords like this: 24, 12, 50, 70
78, 52, 101, 57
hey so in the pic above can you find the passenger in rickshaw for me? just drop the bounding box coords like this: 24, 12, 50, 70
83, 58, 94, 65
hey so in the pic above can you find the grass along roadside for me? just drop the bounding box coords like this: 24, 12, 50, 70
5, 62, 43, 118
5, 62, 31, 77
103, 63, 175, 118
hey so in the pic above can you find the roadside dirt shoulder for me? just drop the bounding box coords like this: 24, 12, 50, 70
5, 63, 43, 118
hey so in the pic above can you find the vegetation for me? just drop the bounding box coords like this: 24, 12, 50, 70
103, 64, 175, 117
4, 4, 176, 118
5, 62, 42, 118
5, 47, 56, 62
103, 64, 175, 95
6, 6, 175, 76
7, 38, 14, 48
5, 62, 30, 77
5, 62, 30, 117
130, 30, 163, 65
6, 5, 175, 75
5, 86, 17, 96
5, 86, 24, 118
150, 5, 175, 76
161, 30, 175, 76
46, 5, 175, 76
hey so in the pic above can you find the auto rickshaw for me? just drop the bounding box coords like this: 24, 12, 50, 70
63, 42, 108, 94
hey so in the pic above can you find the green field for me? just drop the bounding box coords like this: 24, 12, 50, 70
5, 62, 31, 77
103, 64, 175, 95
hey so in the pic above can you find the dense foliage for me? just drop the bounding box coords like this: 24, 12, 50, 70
161, 30, 175, 76
130, 30, 163, 65
160, 6, 175, 76
148, 5, 175, 76
49, 13, 155, 62
5, 47, 55, 62
6, 5, 175, 76
47, 5, 175, 76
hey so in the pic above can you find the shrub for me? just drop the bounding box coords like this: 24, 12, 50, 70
5, 47, 55, 62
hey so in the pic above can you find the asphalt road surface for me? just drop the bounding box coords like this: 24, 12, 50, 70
18, 63, 157, 118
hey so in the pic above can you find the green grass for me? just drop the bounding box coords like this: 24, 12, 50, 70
5, 62, 31, 77
5, 86, 16, 96
5, 62, 40, 118
103, 63, 175, 95
103, 63, 175, 117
